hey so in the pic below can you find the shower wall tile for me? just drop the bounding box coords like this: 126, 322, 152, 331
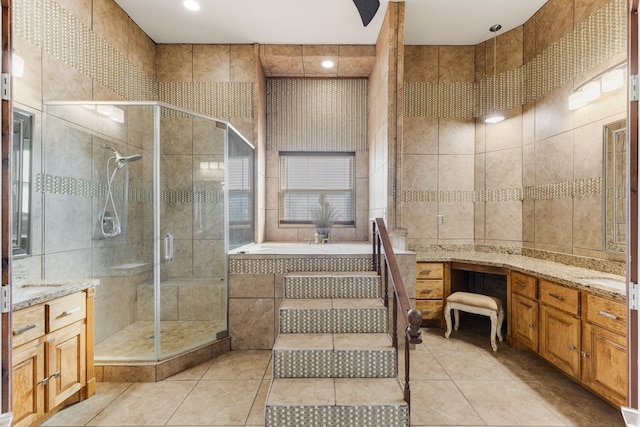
156, 45, 193, 82
575, 0, 610, 26
523, 19, 536, 64
193, 45, 230, 82
44, 248, 92, 280
136, 283, 178, 321
160, 118, 194, 154
535, 0, 574, 55
94, 277, 137, 343
229, 298, 275, 350
522, 101, 535, 146
179, 285, 224, 321
497, 27, 524, 74
57, 0, 92, 26
438, 46, 474, 82
230, 45, 255, 82
475, 119, 486, 154
265, 177, 279, 210
44, 194, 93, 253
161, 239, 194, 278
474, 153, 486, 192
93, 0, 129, 55
42, 52, 93, 102
14, 36, 43, 110
161, 204, 193, 240
128, 18, 156, 78
193, 119, 225, 155
229, 118, 254, 142
193, 240, 225, 277
475, 43, 486, 82
161, 155, 193, 189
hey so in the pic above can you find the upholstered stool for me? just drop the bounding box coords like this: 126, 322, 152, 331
444, 291, 504, 351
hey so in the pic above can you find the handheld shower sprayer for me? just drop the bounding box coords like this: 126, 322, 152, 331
101, 145, 143, 238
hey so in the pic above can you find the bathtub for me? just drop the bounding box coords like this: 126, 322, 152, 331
229, 242, 378, 255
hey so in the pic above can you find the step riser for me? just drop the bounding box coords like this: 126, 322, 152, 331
265, 405, 409, 427
285, 276, 381, 299
273, 349, 396, 378
280, 308, 387, 333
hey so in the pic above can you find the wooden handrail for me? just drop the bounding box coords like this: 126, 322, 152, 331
372, 218, 422, 410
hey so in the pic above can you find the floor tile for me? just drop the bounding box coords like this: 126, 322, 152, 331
410, 379, 484, 426
456, 379, 565, 426
42, 382, 132, 426
167, 379, 261, 426
202, 350, 271, 380
245, 379, 270, 426
431, 349, 513, 381
87, 381, 196, 426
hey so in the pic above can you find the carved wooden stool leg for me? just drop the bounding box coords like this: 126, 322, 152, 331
444, 301, 452, 338
489, 311, 498, 351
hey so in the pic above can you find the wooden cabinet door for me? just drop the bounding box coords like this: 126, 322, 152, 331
582, 323, 627, 407
45, 321, 86, 411
12, 342, 45, 427
512, 294, 538, 351
539, 304, 580, 379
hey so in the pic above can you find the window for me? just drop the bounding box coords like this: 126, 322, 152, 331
280, 152, 355, 225
227, 156, 253, 225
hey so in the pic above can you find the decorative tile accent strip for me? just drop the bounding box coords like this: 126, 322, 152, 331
273, 348, 395, 378
14, 0, 158, 101
280, 308, 387, 334
266, 79, 368, 151
521, 247, 625, 275
229, 256, 373, 274
35, 173, 222, 204
284, 275, 380, 299
265, 405, 409, 427
403, 177, 601, 203
158, 82, 253, 119
404, 0, 626, 118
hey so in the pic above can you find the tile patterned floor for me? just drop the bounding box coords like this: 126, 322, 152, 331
44, 327, 626, 427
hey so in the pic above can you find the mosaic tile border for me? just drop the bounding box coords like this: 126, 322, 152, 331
404, 0, 626, 118
280, 308, 387, 334
228, 257, 373, 274
284, 275, 381, 299
402, 177, 602, 203
14, 0, 157, 101
265, 405, 409, 427
158, 81, 253, 119
266, 79, 369, 151
35, 173, 224, 204
273, 348, 396, 378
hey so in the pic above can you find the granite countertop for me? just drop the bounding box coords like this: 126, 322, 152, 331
12, 279, 99, 311
416, 251, 626, 301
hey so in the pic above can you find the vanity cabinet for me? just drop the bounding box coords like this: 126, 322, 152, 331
539, 280, 581, 379
581, 293, 627, 407
511, 272, 538, 351
11, 289, 94, 427
415, 262, 445, 324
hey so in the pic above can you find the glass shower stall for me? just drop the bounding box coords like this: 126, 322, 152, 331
40, 102, 255, 363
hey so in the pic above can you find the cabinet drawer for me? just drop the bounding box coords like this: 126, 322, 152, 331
12, 305, 46, 348
46, 292, 86, 333
586, 294, 626, 335
511, 271, 537, 299
416, 279, 443, 299
416, 263, 443, 280
540, 280, 579, 315
416, 299, 443, 319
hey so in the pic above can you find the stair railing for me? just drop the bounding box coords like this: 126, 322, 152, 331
372, 218, 423, 410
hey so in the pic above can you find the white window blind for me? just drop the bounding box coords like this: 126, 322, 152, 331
280, 152, 355, 224
228, 157, 252, 224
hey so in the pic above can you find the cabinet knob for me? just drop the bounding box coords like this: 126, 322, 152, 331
568, 344, 577, 351
528, 323, 535, 328
581, 351, 590, 358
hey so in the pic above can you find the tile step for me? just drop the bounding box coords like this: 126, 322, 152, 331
265, 378, 408, 427
279, 299, 387, 333
284, 272, 381, 299
273, 333, 396, 378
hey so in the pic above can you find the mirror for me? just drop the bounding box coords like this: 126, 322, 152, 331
604, 119, 626, 253
12, 109, 33, 258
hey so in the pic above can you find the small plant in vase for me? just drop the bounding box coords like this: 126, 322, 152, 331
310, 193, 338, 243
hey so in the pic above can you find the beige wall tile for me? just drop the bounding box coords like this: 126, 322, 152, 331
58, 0, 92, 27
575, 0, 610, 25
535, 0, 574, 55
403, 154, 438, 190
128, 18, 156, 78
497, 27, 523, 73
403, 117, 439, 154
439, 155, 474, 190
14, 36, 43, 110
93, 0, 129, 55
534, 198, 573, 248
573, 195, 604, 251
486, 148, 522, 189
230, 45, 255, 81
486, 201, 523, 242
193, 45, 230, 82
229, 298, 275, 350
404, 45, 438, 81
42, 53, 93, 101
438, 119, 475, 155
534, 82, 574, 142
439, 46, 474, 82
229, 274, 274, 298
437, 203, 474, 241
535, 132, 573, 185
156, 44, 193, 82
573, 119, 608, 180
485, 113, 523, 152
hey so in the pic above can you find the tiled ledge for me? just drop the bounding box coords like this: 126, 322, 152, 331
413, 246, 626, 301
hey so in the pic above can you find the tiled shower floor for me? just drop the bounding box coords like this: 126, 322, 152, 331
95, 320, 223, 360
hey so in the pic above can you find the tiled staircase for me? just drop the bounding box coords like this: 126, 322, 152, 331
265, 271, 409, 426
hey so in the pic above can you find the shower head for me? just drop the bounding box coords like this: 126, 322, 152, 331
104, 145, 142, 168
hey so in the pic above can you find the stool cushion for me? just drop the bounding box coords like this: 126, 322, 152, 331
446, 291, 502, 311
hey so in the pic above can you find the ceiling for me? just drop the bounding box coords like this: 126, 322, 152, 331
114, 0, 548, 46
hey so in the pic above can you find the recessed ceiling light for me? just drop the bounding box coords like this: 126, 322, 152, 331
321, 60, 335, 69
183, 0, 200, 11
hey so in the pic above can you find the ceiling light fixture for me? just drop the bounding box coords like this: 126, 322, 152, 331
568, 63, 625, 110
485, 24, 505, 124
321, 60, 335, 69
183, 0, 200, 11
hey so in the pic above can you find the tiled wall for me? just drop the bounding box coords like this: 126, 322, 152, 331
403, 0, 627, 263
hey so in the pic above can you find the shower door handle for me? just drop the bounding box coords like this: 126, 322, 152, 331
164, 233, 174, 261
